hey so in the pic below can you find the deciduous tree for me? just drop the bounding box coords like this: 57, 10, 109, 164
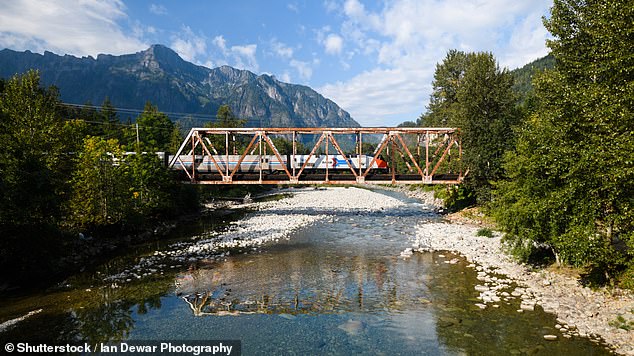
493, 0, 634, 284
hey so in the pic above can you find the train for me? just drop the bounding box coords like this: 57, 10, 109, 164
168, 154, 389, 173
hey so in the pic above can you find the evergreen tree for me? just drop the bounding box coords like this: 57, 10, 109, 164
421, 51, 517, 203
208, 105, 247, 128
457, 53, 518, 202
100, 97, 123, 141
420, 50, 471, 127
205, 105, 247, 153
128, 102, 175, 152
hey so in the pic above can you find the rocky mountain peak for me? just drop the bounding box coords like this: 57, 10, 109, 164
0, 45, 360, 129
139, 44, 186, 72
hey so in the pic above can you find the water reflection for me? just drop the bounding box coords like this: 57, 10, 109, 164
174, 250, 427, 316
0, 275, 174, 345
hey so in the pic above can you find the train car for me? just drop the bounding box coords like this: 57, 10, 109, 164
290, 155, 387, 170
170, 154, 388, 173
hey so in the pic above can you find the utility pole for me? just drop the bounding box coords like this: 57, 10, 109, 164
136, 123, 140, 150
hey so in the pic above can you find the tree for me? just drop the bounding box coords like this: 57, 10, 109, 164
419, 50, 471, 127
0, 70, 73, 226
126, 152, 177, 216
492, 0, 634, 283
100, 97, 123, 141
128, 102, 175, 152
456, 53, 518, 202
204, 105, 247, 154
210, 105, 247, 128
421, 51, 518, 203
67, 137, 131, 229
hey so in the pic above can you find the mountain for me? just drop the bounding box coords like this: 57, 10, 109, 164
0, 45, 359, 128
510, 54, 555, 104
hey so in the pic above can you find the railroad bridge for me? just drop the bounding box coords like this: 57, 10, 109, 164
169, 127, 465, 185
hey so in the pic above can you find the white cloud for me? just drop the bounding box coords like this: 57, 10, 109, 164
149, 4, 167, 15
319, 0, 552, 126
280, 71, 292, 83
287, 2, 299, 13
321, 67, 431, 126
212, 35, 227, 51
290, 59, 313, 82
170, 26, 207, 63
271, 39, 294, 59
324, 0, 339, 13
231, 44, 259, 72
324, 34, 343, 55
501, 10, 551, 69
0, 0, 146, 57
211, 35, 259, 72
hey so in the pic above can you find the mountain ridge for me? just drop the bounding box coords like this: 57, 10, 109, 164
0, 44, 359, 128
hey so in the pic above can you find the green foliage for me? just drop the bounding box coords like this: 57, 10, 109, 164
67, 134, 192, 230
126, 152, 178, 216
208, 105, 247, 128
609, 315, 634, 331
202, 105, 248, 154
457, 53, 518, 203
67, 137, 130, 229
0, 70, 78, 226
511, 54, 555, 105
421, 50, 518, 203
127, 102, 176, 152
492, 0, 634, 284
419, 49, 470, 127
476, 228, 494, 238
0, 70, 200, 286
433, 185, 475, 212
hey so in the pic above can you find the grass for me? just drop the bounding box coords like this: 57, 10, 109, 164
476, 228, 494, 238
609, 315, 634, 331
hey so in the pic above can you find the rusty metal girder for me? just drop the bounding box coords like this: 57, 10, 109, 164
168, 127, 464, 185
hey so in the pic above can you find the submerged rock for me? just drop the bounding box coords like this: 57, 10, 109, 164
279, 313, 297, 320
337, 319, 364, 336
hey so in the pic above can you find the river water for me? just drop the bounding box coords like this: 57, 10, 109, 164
0, 189, 611, 355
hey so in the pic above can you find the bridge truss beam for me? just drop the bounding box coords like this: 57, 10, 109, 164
168, 127, 465, 185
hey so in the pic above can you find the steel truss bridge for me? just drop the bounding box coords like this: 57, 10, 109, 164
168, 127, 465, 185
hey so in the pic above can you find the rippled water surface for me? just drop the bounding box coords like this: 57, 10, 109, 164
0, 190, 612, 355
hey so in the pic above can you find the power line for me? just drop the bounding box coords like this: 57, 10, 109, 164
57, 102, 264, 125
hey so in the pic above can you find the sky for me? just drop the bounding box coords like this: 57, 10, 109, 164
0, 0, 553, 126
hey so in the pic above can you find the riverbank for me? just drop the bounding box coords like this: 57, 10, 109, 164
387, 183, 633, 354
411, 209, 634, 355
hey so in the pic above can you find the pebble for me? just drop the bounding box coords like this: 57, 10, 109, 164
412, 219, 634, 355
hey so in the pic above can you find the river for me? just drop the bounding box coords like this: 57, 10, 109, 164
0, 187, 612, 355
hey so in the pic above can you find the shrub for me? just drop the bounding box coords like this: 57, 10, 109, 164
476, 228, 494, 238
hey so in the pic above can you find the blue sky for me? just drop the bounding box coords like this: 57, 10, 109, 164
0, 0, 552, 126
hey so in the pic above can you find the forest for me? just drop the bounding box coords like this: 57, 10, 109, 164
0, 72, 205, 284
418, 0, 633, 287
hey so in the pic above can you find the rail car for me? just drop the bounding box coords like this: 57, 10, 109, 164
169, 154, 388, 173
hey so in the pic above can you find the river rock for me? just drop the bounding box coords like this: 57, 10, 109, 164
338, 319, 364, 335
